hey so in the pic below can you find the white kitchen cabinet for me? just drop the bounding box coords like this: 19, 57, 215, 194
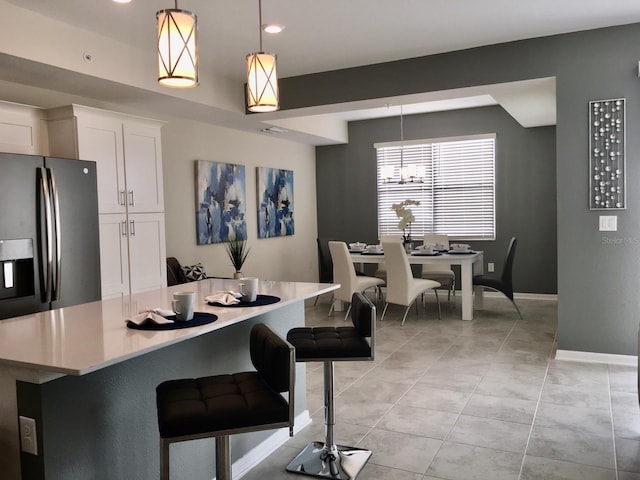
98, 214, 129, 299
46, 104, 165, 215
99, 213, 166, 298
46, 105, 167, 297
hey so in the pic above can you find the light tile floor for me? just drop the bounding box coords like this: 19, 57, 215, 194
241, 293, 640, 480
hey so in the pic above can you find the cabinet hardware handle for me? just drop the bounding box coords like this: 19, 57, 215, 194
128, 190, 134, 206
130, 220, 136, 236
120, 190, 126, 206
121, 220, 127, 237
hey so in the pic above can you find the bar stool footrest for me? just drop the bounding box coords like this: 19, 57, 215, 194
286, 441, 372, 479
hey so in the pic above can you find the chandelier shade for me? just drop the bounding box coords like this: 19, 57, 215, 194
246, 0, 279, 112
246, 52, 279, 112
157, 4, 198, 88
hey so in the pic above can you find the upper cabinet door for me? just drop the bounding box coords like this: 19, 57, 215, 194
122, 122, 164, 214
76, 114, 127, 214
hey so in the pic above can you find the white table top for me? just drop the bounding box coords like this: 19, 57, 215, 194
0, 279, 336, 377
350, 250, 483, 264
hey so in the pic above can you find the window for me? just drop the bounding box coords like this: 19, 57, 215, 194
376, 134, 495, 241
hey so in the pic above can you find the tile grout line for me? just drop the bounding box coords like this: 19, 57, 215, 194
516, 325, 557, 480
606, 364, 620, 480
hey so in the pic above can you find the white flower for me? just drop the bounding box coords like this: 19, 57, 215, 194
392, 199, 420, 230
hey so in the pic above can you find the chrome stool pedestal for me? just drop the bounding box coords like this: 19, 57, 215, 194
286, 361, 371, 479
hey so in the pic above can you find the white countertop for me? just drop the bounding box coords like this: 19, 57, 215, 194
0, 279, 336, 377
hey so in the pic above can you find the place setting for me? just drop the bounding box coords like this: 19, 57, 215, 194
205, 277, 280, 307
126, 291, 218, 331
447, 243, 476, 254
361, 244, 384, 255
411, 244, 442, 256
348, 242, 367, 253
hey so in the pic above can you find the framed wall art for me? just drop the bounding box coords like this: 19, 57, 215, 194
589, 98, 625, 210
196, 160, 247, 244
257, 167, 294, 238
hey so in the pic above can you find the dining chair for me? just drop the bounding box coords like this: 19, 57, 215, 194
315, 237, 370, 306
421, 234, 456, 300
381, 241, 441, 326
472, 237, 522, 319
328, 241, 385, 321
374, 235, 404, 281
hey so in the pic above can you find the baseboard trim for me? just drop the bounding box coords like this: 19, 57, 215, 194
555, 349, 637, 366
231, 410, 312, 479
513, 292, 557, 301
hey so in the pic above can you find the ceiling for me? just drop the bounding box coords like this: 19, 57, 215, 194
3, 0, 640, 144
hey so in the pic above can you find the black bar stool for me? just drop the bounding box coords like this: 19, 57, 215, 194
286, 292, 375, 479
155, 323, 295, 480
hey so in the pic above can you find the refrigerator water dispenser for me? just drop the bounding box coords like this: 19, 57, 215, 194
0, 239, 35, 300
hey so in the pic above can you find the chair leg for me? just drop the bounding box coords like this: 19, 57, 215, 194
160, 438, 170, 480
434, 289, 442, 319
216, 435, 231, 480
401, 306, 411, 326
380, 303, 389, 322
314, 295, 320, 306
328, 299, 336, 317
343, 303, 352, 322
511, 299, 523, 319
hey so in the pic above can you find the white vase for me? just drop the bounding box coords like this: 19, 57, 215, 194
233, 271, 243, 279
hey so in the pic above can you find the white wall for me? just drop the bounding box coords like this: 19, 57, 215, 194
161, 119, 319, 282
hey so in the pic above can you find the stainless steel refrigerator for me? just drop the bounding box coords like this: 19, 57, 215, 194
0, 153, 101, 320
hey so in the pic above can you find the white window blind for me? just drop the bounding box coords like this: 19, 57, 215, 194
376, 134, 496, 241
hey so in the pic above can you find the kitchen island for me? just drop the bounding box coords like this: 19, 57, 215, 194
0, 278, 336, 480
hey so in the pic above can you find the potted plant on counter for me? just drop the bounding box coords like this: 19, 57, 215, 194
226, 239, 251, 279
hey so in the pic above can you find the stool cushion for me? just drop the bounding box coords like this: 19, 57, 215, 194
287, 327, 371, 360
156, 372, 289, 439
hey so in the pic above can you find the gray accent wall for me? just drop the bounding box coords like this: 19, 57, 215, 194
284, 23, 640, 355
316, 106, 557, 295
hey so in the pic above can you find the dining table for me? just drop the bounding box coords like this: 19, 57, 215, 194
350, 249, 485, 321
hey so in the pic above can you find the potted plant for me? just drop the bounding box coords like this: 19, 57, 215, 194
225, 239, 251, 278
392, 199, 420, 250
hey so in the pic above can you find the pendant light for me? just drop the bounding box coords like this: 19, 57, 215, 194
157, 1, 199, 88
382, 105, 423, 184
246, 0, 279, 112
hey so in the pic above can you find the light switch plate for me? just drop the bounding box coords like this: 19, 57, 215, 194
599, 215, 617, 232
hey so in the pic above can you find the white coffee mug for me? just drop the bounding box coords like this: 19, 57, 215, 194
172, 291, 195, 321
239, 277, 259, 302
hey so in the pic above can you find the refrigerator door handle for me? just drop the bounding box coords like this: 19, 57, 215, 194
48, 168, 62, 301
39, 167, 53, 303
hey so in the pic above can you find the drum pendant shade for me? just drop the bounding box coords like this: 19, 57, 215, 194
157, 4, 198, 88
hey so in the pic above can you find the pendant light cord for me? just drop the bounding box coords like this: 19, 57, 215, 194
400, 105, 404, 178
258, 0, 264, 52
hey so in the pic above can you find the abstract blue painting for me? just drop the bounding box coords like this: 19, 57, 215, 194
257, 167, 294, 238
196, 160, 247, 244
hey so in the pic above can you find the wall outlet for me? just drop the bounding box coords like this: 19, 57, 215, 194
488, 262, 495, 273
19, 416, 38, 455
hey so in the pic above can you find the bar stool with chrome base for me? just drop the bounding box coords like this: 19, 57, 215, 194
155, 323, 295, 480
286, 292, 375, 479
